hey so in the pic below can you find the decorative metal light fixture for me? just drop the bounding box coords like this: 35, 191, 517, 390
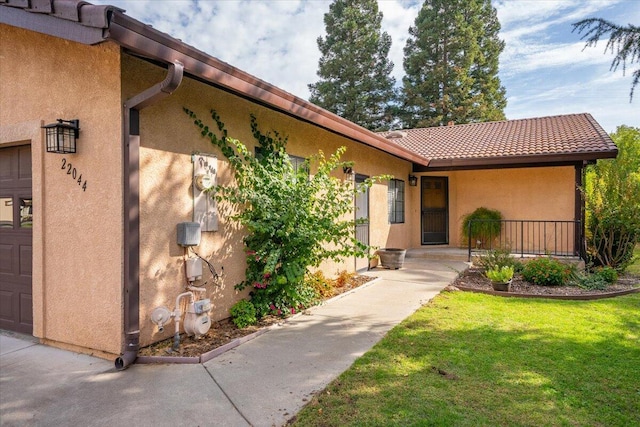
408, 174, 418, 186
42, 119, 80, 154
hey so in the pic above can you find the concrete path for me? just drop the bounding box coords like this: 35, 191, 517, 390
0, 259, 468, 427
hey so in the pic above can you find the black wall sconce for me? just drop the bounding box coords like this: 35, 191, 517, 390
408, 174, 418, 186
42, 119, 80, 154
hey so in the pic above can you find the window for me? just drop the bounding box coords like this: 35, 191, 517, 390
255, 147, 308, 176
388, 179, 405, 224
289, 155, 307, 174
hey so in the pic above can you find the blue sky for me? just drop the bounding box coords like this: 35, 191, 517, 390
96, 0, 639, 133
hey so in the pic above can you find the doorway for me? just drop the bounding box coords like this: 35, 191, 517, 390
421, 176, 448, 245
0, 145, 33, 334
354, 174, 369, 271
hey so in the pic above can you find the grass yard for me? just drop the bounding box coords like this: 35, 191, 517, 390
627, 244, 640, 276
292, 291, 640, 427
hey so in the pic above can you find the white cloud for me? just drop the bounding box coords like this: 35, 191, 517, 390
503, 40, 614, 75
378, 0, 422, 83
96, 0, 638, 131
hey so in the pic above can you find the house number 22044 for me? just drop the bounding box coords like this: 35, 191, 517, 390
61, 158, 88, 192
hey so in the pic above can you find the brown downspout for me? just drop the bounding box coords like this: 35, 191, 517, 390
115, 61, 184, 370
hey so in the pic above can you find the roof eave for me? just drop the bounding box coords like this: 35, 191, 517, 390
107, 13, 430, 167
0, 2, 107, 44
414, 149, 618, 172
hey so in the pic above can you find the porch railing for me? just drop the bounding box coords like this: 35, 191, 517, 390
467, 219, 583, 262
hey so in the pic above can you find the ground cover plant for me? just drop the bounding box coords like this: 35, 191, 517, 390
291, 291, 640, 426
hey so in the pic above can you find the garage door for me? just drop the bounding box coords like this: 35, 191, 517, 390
0, 145, 33, 334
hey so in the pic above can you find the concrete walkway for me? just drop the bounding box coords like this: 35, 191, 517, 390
0, 259, 468, 427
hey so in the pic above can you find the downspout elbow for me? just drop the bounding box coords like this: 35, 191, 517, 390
115, 331, 139, 370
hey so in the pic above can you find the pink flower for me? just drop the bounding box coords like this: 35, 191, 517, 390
291, 308, 296, 314
277, 309, 282, 315
269, 304, 276, 311
246, 250, 256, 256
263, 273, 271, 279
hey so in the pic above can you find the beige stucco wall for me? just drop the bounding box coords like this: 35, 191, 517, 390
408, 167, 577, 248
0, 23, 582, 357
121, 56, 414, 347
0, 25, 124, 356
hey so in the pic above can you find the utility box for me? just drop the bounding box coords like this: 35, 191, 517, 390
186, 257, 203, 281
192, 154, 218, 232
177, 222, 201, 247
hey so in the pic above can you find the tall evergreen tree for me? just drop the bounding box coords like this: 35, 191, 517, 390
402, 0, 506, 128
309, 0, 396, 131
573, 18, 640, 101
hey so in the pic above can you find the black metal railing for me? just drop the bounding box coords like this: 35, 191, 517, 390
467, 219, 583, 262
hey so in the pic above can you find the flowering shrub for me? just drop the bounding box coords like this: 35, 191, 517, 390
522, 257, 575, 286
185, 108, 386, 319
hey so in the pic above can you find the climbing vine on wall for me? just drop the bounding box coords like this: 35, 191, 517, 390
185, 108, 387, 318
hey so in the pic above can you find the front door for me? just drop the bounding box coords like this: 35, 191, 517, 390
421, 176, 448, 245
354, 174, 370, 271
0, 145, 33, 334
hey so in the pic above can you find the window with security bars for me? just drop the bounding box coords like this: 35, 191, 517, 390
388, 179, 405, 224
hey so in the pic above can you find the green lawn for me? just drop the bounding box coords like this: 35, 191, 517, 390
292, 291, 640, 427
627, 244, 640, 276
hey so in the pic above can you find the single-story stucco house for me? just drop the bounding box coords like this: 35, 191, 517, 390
0, 0, 617, 365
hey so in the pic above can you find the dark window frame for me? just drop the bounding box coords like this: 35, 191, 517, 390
388, 178, 405, 224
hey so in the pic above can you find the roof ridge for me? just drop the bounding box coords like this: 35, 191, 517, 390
386, 113, 595, 133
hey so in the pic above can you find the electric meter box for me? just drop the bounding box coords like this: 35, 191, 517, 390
177, 222, 201, 247
193, 299, 212, 314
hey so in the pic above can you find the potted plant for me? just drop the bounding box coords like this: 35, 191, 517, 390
461, 207, 503, 249
485, 265, 514, 291
377, 248, 407, 269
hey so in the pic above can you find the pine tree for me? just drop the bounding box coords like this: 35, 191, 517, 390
401, 0, 506, 128
573, 18, 640, 101
308, 0, 396, 131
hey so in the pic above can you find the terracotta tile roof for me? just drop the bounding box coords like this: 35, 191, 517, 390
380, 113, 618, 169
0, 0, 121, 29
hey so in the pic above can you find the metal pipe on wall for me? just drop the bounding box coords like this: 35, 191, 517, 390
115, 61, 184, 370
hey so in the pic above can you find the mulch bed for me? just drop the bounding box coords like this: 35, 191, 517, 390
450, 266, 640, 299
138, 274, 376, 359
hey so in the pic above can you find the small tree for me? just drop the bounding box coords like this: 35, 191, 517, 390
585, 125, 640, 271
185, 108, 385, 318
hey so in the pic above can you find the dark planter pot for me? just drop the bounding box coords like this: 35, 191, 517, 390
378, 248, 406, 270
491, 280, 512, 292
